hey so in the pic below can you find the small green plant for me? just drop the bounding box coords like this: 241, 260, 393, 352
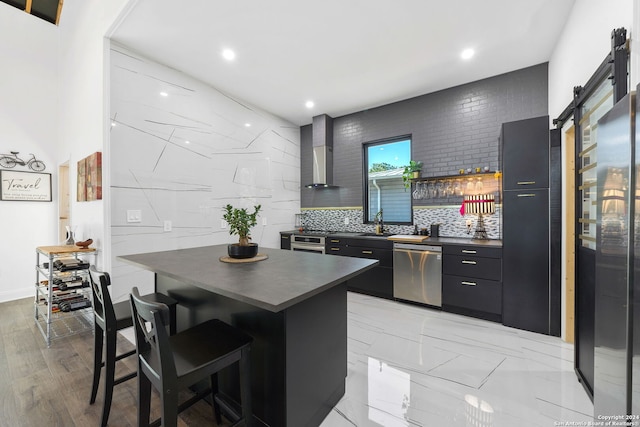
402, 160, 423, 189
223, 204, 262, 246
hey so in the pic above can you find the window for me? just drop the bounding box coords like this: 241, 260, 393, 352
363, 137, 412, 224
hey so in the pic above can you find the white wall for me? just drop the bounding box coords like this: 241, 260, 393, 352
0, 4, 59, 301
548, 0, 635, 119
108, 46, 300, 301
547, 0, 636, 341
57, 0, 131, 270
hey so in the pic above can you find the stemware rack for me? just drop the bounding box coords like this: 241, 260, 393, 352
410, 171, 501, 203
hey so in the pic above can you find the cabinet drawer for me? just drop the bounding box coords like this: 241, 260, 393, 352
343, 246, 392, 268
443, 254, 501, 281
443, 274, 502, 314
443, 245, 501, 259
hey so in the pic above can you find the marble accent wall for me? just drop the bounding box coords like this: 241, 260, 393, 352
301, 206, 502, 239
109, 45, 300, 299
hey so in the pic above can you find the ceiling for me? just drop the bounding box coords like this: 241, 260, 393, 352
1, 0, 62, 25
111, 0, 576, 126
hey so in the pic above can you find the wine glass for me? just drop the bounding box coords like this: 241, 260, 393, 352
453, 180, 462, 196
428, 181, 437, 198
466, 179, 475, 194
413, 182, 422, 200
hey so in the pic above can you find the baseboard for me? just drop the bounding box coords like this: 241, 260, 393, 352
0, 288, 33, 304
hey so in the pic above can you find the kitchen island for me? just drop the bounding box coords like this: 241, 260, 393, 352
119, 244, 377, 427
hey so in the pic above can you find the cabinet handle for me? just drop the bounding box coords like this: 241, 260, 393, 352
282, 236, 289, 239
517, 181, 536, 185
330, 239, 340, 243
461, 281, 477, 286
461, 260, 477, 265
362, 250, 373, 254
461, 250, 476, 254
517, 194, 536, 197
331, 248, 340, 251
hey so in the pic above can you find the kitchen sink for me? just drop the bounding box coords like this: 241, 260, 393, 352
358, 232, 394, 237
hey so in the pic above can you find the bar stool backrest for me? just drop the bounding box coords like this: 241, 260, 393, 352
89, 266, 116, 332
129, 287, 177, 382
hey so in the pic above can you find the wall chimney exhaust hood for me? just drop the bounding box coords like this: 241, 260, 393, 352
305, 114, 338, 188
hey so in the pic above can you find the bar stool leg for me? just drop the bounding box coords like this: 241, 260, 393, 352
89, 326, 103, 404
100, 328, 117, 427
161, 386, 179, 427
210, 373, 222, 424
240, 347, 252, 427
138, 369, 152, 427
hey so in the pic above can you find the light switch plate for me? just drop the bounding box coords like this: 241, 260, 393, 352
164, 220, 172, 232
127, 210, 142, 223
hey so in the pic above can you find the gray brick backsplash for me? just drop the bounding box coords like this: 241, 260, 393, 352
301, 63, 548, 210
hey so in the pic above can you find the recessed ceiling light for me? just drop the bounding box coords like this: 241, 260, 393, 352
461, 48, 475, 60
111, 122, 116, 127
160, 91, 168, 97
305, 100, 315, 109
222, 49, 236, 61
245, 123, 251, 127
185, 140, 190, 144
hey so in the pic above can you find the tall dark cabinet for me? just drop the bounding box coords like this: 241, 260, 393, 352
501, 115, 559, 335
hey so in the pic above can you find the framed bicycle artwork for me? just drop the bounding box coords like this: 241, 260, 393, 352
0, 170, 52, 202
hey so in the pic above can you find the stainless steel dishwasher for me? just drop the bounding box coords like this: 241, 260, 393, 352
393, 243, 442, 307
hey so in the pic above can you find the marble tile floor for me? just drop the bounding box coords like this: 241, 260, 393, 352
320, 292, 593, 427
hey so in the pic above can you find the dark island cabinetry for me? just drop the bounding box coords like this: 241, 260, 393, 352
326, 236, 393, 299
442, 244, 502, 322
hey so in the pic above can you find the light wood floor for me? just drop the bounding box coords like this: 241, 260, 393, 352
0, 297, 231, 427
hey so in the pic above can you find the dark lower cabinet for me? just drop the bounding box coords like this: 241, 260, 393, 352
442, 244, 502, 322
280, 232, 292, 250
502, 188, 552, 334
326, 236, 393, 299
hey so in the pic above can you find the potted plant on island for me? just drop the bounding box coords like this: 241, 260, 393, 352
402, 160, 423, 189
223, 203, 262, 259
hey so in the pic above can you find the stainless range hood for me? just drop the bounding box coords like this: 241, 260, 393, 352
305, 114, 338, 188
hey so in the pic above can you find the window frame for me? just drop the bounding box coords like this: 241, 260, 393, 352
362, 135, 413, 225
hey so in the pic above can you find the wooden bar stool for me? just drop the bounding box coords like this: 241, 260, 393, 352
130, 286, 253, 427
88, 266, 178, 427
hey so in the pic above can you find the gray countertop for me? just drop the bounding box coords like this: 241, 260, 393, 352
119, 244, 378, 313
282, 230, 502, 247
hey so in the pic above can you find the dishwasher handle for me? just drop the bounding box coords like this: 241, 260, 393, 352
393, 243, 442, 252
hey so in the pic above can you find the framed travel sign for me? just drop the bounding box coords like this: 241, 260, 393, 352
0, 170, 52, 202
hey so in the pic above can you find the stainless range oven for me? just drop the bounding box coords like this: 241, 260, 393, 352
290, 234, 326, 254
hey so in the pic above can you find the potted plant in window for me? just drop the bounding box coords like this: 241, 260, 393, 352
223, 203, 262, 259
402, 160, 423, 189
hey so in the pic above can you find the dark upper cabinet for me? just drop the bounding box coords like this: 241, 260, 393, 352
501, 116, 550, 190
